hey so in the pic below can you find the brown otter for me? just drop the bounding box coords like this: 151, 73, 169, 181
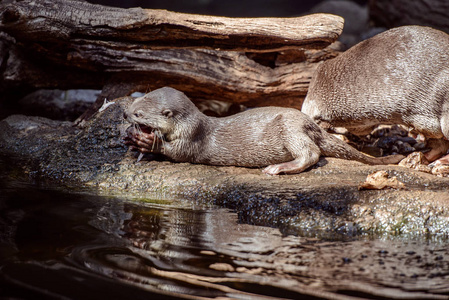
301, 25, 449, 163
123, 87, 403, 175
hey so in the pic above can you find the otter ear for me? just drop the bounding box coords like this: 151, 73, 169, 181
162, 109, 173, 118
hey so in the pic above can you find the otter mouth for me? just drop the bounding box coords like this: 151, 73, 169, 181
124, 122, 166, 150
137, 123, 165, 140
139, 124, 154, 134
123, 123, 163, 161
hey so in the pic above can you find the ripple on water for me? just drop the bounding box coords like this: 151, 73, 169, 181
1, 178, 449, 299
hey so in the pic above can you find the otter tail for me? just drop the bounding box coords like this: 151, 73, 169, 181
319, 131, 405, 165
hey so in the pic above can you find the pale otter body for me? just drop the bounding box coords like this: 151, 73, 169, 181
301, 26, 449, 161
124, 87, 403, 175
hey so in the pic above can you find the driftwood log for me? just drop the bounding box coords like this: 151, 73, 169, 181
0, 0, 344, 120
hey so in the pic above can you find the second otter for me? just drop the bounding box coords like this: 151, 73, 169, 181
124, 87, 403, 175
301, 26, 449, 163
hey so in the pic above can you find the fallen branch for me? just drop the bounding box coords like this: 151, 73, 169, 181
0, 0, 344, 119
0, 0, 343, 52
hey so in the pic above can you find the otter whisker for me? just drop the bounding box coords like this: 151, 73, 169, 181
134, 123, 142, 135
156, 131, 162, 152
154, 129, 165, 153
151, 128, 157, 153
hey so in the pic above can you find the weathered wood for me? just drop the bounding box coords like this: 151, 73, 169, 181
0, 0, 343, 52
65, 44, 322, 104
0, 37, 339, 107
0, 0, 343, 119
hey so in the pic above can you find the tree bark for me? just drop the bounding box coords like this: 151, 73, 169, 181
0, 0, 343, 52
0, 0, 344, 118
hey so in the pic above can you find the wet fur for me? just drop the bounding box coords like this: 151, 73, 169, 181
301, 26, 449, 160
124, 87, 403, 175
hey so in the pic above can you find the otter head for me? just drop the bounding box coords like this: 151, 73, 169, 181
124, 87, 200, 141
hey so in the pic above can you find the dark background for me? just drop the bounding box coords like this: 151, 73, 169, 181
85, 0, 368, 17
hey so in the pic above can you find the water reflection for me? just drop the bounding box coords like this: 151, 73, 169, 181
1, 178, 449, 299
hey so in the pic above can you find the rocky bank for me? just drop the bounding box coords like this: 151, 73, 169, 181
1, 96, 449, 239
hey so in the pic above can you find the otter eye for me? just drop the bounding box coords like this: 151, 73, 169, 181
134, 111, 143, 118
162, 109, 173, 118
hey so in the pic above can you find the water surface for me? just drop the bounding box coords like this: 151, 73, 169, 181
1, 173, 449, 299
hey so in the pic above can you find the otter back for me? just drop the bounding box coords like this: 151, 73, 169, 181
301, 25, 449, 140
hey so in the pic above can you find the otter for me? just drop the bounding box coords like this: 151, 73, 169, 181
301, 25, 449, 163
123, 87, 403, 175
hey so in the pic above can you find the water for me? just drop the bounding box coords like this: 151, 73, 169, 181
1, 174, 449, 299
0, 178, 293, 299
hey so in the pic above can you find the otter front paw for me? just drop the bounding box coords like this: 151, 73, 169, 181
123, 126, 159, 153
430, 153, 449, 177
